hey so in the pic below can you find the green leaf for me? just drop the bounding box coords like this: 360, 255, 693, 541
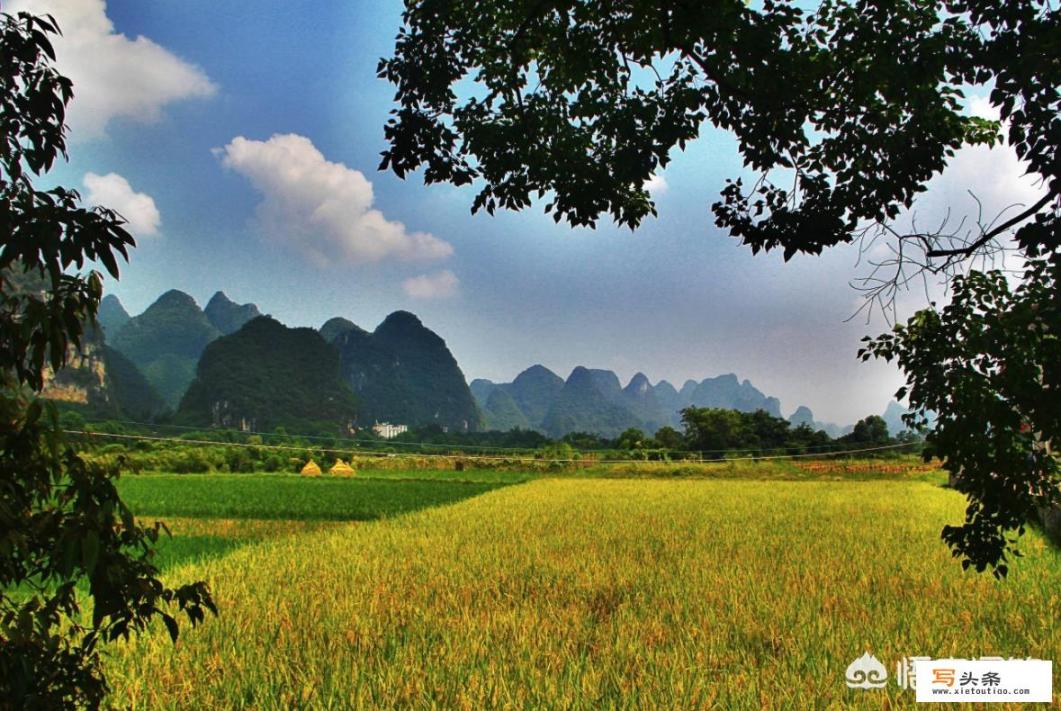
161, 613, 179, 643
81, 531, 100, 574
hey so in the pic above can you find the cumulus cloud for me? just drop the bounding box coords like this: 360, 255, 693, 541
644, 173, 668, 195
402, 270, 460, 299
217, 133, 453, 266
82, 172, 160, 237
7, 0, 216, 139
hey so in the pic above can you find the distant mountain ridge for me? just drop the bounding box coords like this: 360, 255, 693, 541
474, 365, 791, 438
786, 405, 853, 439
96, 294, 130, 336
88, 288, 901, 439
92, 290, 481, 433
105, 289, 265, 410
204, 291, 262, 335
108, 290, 224, 408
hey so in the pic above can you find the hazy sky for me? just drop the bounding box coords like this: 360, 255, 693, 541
14, 0, 1044, 425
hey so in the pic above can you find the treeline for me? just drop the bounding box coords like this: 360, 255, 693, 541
534, 408, 915, 460
64, 406, 919, 474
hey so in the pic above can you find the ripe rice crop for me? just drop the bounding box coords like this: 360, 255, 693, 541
107, 477, 1060, 709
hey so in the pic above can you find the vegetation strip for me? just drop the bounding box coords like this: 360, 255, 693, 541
69, 429, 918, 464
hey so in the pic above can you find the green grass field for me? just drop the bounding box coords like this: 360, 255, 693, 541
107, 466, 1060, 708
117, 472, 515, 571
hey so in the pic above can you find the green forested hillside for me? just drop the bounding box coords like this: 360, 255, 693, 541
102, 346, 166, 419
319, 317, 361, 343
96, 294, 130, 337
178, 316, 358, 433
541, 367, 643, 438
482, 388, 530, 431
110, 290, 221, 407
336, 311, 480, 431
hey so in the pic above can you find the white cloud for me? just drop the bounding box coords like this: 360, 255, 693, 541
402, 270, 460, 299
644, 173, 668, 195
967, 94, 1001, 122
217, 133, 454, 266
82, 172, 160, 237
931, 144, 1040, 214
7, 0, 216, 139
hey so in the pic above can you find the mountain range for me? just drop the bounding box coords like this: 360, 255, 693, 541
473, 367, 797, 439
101, 290, 263, 408
325, 310, 481, 431
42, 288, 907, 438
80, 290, 479, 433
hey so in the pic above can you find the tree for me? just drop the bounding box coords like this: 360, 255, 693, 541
378, 0, 1059, 574
787, 422, 832, 453
680, 407, 745, 457
862, 260, 1059, 576
843, 415, 892, 445
1, 12, 214, 707
616, 427, 646, 450
744, 408, 793, 451
653, 425, 684, 451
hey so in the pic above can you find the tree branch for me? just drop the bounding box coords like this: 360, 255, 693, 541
925, 190, 1057, 258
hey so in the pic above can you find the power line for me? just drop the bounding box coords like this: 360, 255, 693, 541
86, 418, 910, 457
65, 429, 919, 466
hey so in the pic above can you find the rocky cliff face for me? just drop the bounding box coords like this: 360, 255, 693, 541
41, 339, 110, 408
42, 330, 164, 419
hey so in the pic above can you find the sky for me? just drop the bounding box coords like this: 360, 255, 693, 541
10, 0, 1045, 425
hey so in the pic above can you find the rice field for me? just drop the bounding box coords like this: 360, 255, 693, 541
105, 470, 1060, 709
117, 472, 513, 521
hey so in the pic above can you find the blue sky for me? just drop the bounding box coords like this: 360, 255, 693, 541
14, 0, 1042, 425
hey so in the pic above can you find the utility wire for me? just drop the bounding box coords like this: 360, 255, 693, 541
86, 418, 906, 457
65, 430, 920, 466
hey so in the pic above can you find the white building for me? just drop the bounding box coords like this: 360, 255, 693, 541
372, 422, 408, 439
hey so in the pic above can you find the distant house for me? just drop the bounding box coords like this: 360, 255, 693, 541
372, 422, 408, 439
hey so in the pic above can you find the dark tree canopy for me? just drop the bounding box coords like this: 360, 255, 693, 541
1, 12, 214, 706
378, 0, 1056, 260
380, 0, 1060, 575
862, 258, 1059, 576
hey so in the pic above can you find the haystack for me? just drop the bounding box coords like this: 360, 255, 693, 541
329, 459, 355, 477
300, 459, 322, 477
